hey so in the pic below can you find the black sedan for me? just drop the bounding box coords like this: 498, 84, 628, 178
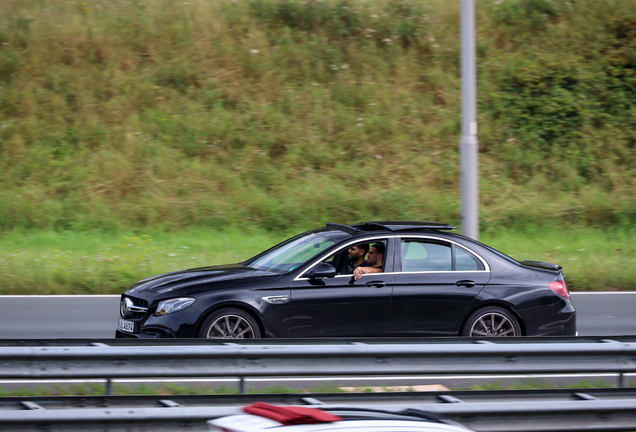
116, 221, 576, 338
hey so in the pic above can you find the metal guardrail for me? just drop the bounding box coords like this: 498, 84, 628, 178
1, 339, 636, 431
2, 336, 636, 346
1, 339, 635, 385
2, 388, 636, 432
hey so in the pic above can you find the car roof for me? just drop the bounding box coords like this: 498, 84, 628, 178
325, 221, 456, 235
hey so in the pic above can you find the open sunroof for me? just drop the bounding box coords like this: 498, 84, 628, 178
360, 221, 457, 231
326, 221, 456, 233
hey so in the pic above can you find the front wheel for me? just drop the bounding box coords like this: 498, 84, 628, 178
461, 306, 521, 337
198, 307, 262, 339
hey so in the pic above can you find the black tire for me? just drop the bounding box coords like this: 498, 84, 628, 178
461, 306, 522, 337
198, 307, 262, 339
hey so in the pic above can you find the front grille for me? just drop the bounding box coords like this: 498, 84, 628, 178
121, 295, 150, 320
128, 296, 149, 308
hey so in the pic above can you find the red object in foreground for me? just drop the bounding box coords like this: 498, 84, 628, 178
244, 402, 343, 425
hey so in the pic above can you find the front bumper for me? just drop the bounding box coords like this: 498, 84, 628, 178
116, 304, 204, 338
116, 328, 175, 338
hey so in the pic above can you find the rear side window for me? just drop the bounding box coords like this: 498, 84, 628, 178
401, 241, 452, 272
456, 246, 485, 271
400, 240, 485, 272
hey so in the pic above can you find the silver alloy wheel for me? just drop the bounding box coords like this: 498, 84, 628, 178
469, 312, 517, 337
206, 314, 256, 339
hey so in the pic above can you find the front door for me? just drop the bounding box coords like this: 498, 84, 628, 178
290, 238, 394, 337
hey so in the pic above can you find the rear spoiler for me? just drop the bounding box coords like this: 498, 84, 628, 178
521, 260, 562, 272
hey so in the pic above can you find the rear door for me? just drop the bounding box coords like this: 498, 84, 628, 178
390, 236, 491, 336
289, 237, 394, 337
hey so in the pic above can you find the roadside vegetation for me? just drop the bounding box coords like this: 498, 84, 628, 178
0, 225, 633, 294
0, 378, 630, 397
0, 0, 635, 292
0, 382, 345, 397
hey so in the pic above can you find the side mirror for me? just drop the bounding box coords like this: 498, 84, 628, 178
307, 262, 337, 279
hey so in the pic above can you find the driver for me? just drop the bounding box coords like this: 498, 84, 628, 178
353, 242, 384, 280
345, 243, 370, 274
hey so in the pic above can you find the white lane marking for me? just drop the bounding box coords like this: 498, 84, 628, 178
0, 295, 120, 298
571, 292, 636, 295
1, 373, 633, 385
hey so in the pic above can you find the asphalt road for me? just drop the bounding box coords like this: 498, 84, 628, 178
0, 292, 634, 339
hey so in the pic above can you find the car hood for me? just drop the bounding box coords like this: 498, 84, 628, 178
124, 264, 282, 298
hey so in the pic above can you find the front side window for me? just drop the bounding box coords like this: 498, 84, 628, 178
321, 239, 388, 275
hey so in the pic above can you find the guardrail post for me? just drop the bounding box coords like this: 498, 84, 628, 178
105, 379, 113, 396
239, 377, 246, 395
619, 373, 625, 388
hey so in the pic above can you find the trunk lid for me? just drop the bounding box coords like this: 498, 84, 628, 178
521, 260, 562, 272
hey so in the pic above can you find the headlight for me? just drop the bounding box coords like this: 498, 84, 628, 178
155, 297, 196, 316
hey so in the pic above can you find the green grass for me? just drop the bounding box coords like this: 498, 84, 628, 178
0, 0, 635, 233
0, 378, 631, 397
464, 378, 620, 391
481, 225, 636, 291
0, 382, 345, 397
0, 225, 634, 294
0, 227, 290, 294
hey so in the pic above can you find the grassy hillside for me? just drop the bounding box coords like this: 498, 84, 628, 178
0, 0, 634, 232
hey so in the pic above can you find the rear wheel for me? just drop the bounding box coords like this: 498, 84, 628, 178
198, 307, 262, 339
461, 306, 521, 337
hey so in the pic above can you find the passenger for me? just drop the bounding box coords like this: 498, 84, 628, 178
353, 242, 384, 280
345, 243, 370, 274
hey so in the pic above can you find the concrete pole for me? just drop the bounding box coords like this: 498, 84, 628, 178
459, 0, 479, 240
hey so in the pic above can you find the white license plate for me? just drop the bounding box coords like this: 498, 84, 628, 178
118, 319, 135, 333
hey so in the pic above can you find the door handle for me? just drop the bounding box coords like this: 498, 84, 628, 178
364, 281, 386, 288
455, 280, 476, 288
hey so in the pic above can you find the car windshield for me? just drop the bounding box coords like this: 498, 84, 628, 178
247, 231, 348, 273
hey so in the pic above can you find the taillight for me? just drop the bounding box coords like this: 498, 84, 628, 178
549, 280, 570, 299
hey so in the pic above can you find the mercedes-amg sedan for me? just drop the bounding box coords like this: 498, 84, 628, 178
116, 221, 576, 338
